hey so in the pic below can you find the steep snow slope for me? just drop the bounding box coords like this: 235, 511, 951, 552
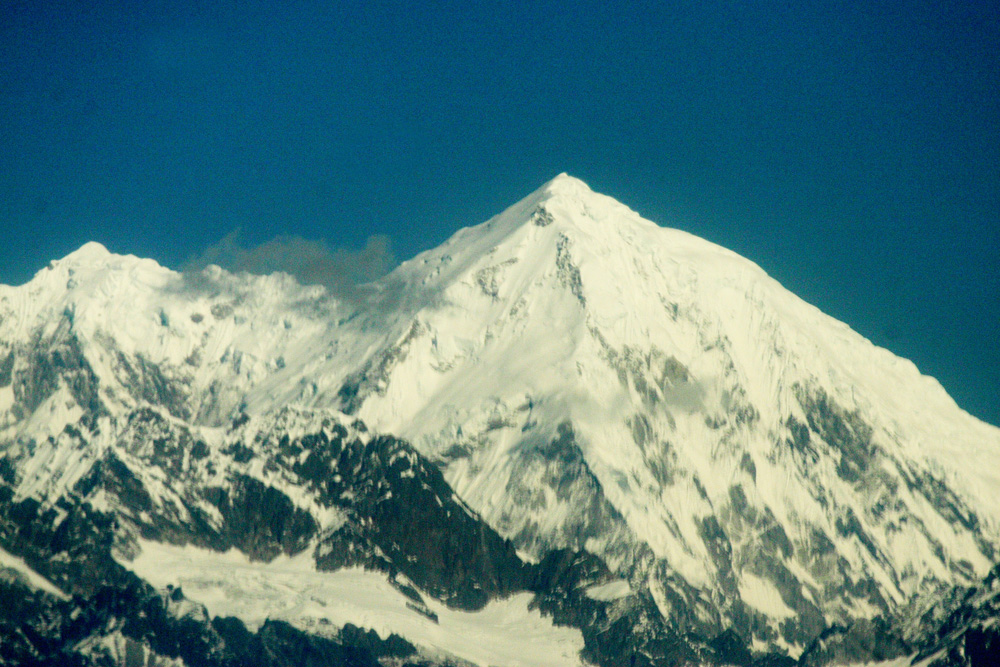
2, 174, 999, 653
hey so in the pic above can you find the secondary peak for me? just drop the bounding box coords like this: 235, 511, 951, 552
64, 241, 112, 263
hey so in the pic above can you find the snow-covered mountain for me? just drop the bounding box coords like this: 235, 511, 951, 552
1, 174, 999, 665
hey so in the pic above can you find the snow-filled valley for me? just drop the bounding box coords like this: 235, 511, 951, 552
124, 539, 585, 667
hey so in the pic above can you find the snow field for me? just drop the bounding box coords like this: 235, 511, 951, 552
124, 539, 586, 667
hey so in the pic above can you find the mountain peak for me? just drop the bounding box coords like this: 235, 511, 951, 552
66, 241, 111, 259
532, 173, 614, 214
495, 173, 648, 240
540, 172, 593, 198
62, 241, 112, 263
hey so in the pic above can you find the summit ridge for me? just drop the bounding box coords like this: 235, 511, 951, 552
539, 172, 592, 197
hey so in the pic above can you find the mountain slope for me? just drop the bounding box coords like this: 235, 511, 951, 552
1, 174, 999, 661
273, 174, 1000, 650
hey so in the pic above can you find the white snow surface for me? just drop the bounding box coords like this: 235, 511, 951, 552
122, 539, 586, 667
0, 545, 69, 599
837, 656, 942, 667
3, 174, 1000, 648
737, 572, 795, 619
585, 579, 632, 602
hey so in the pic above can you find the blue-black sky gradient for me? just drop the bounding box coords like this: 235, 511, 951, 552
2, 1, 998, 425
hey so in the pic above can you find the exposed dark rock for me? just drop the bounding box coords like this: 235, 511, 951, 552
555, 234, 586, 307
795, 386, 874, 484
0, 489, 434, 667
698, 515, 739, 598
750, 655, 797, 667
896, 463, 993, 561
911, 561, 1000, 667
707, 629, 753, 666
12, 329, 103, 418
282, 426, 529, 610
207, 476, 317, 561
528, 549, 702, 667
531, 205, 555, 227
962, 626, 1000, 667
474, 258, 518, 299
505, 422, 634, 562
0, 352, 13, 388
2, 333, 995, 667
591, 329, 694, 410
253, 620, 384, 667
337, 623, 416, 660
798, 618, 909, 666
785, 415, 815, 462
111, 351, 190, 421
92, 454, 155, 514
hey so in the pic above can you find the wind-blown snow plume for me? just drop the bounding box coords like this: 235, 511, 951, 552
182, 230, 396, 301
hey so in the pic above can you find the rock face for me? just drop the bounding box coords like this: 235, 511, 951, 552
1, 176, 999, 665
0, 403, 713, 666
0, 568, 421, 667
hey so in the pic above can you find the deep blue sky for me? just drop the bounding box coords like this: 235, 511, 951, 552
2, 1, 998, 425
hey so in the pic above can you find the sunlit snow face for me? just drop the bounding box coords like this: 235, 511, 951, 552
124, 540, 585, 667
